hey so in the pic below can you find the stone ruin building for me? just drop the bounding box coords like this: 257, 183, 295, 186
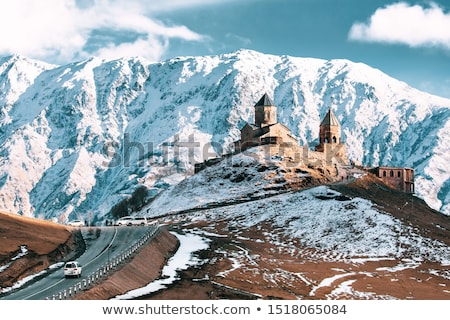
369, 166, 415, 193
233, 93, 348, 169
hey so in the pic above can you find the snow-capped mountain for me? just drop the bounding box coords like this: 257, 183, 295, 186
0, 50, 449, 221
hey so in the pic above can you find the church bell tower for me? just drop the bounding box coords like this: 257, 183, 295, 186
254, 93, 277, 127
316, 108, 341, 152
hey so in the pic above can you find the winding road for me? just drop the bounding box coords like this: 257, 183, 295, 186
1, 225, 156, 300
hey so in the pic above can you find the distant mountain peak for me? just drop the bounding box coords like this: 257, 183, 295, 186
0, 50, 449, 221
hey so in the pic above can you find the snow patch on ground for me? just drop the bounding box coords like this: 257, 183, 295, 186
113, 231, 210, 300
310, 272, 357, 296
0, 245, 28, 273
0, 262, 64, 294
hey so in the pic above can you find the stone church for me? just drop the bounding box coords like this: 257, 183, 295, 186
235, 94, 299, 150
233, 93, 348, 167
196, 93, 414, 194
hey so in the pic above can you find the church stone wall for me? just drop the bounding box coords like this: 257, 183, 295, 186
260, 124, 298, 146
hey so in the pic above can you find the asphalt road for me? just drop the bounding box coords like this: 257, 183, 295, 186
1, 225, 155, 300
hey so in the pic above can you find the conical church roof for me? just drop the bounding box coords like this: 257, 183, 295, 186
254, 93, 274, 107
320, 108, 340, 126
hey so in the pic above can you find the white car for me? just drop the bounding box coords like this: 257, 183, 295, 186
64, 261, 82, 278
116, 216, 147, 226
132, 217, 148, 226
67, 220, 85, 227
115, 216, 133, 226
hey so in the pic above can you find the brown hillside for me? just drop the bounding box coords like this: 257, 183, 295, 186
0, 211, 80, 288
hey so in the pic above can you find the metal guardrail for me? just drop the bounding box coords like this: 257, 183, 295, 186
46, 225, 159, 300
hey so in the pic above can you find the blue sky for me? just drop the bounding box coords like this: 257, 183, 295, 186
0, 0, 449, 98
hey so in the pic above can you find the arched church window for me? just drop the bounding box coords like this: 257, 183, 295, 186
383, 171, 386, 177
332, 136, 337, 143
390, 170, 394, 177
397, 171, 401, 178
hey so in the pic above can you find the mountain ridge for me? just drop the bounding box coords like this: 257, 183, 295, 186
0, 49, 449, 220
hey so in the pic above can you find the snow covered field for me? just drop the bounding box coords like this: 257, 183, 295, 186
135, 181, 450, 299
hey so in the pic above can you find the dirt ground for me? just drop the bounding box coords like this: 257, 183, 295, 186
137, 222, 450, 300
74, 212, 450, 300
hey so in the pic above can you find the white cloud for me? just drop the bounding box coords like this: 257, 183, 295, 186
0, 0, 224, 64
95, 37, 168, 62
349, 2, 450, 50
139, 0, 237, 12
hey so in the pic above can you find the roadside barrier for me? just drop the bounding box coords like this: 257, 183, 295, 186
47, 224, 159, 300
